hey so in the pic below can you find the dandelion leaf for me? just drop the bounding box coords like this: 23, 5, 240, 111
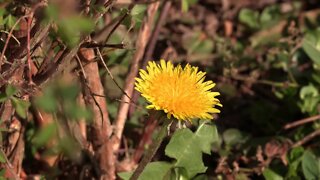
118, 161, 172, 180
165, 123, 218, 178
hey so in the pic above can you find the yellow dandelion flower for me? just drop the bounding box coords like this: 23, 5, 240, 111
135, 59, 222, 121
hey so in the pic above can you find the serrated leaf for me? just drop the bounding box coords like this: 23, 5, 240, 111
302, 150, 320, 180
11, 97, 30, 119
118, 162, 172, 180
165, 123, 219, 178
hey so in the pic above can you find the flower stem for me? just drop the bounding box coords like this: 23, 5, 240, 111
130, 118, 172, 180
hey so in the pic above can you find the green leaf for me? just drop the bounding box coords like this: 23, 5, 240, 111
4, 14, 16, 29
0, 168, 5, 176
57, 16, 95, 47
118, 162, 172, 180
259, 5, 281, 29
238, 8, 260, 29
0, 93, 7, 103
181, 0, 198, 12
223, 128, 247, 146
287, 147, 304, 178
57, 83, 80, 101
0, 150, 6, 163
181, 0, 189, 12
299, 84, 320, 114
165, 123, 219, 178
302, 150, 320, 180
302, 31, 320, 66
182, 31, 214, 62
34, 88, 57, 113
263, 168, 283, 180
32, 123, 57, 147
5, 84, 17, 97
11, 97, 30, 119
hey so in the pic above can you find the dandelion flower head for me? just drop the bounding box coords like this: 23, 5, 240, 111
135, 60, 222, 121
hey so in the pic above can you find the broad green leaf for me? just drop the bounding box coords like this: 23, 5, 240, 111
193, 174, 208, 180
263, 168, 283, 180
32, 123, 57, 147
57, 83, 80, 101
118, 162, 172, 180
5, 14, 16, 29
65, 105, 92, 120
182, 31, 214, 62
34, 88, 57, 112
57, 16, 95, 47
0, 8, 6, 26
238, 8, 259, 29
299, 84, 320, 114
302, 150, 320, 180
5, 84, 17, 97
259, 5, 281, 29
165, 123, 219, 178
287, 147, 304, 178
223, 128, 247, 146
0, 93, 7, 102
58, 136, 81, 161
0, 168, 5, 176
302, 31, 320, 66
11, 97, 31, 119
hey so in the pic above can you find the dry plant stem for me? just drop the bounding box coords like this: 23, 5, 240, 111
292, 129, 320, 148
284, 114, 320, 130
78, 48, 115, 179
96, 48, 132, 100
113, 1, 160, 152
0, 16, 25, 68
130, 119, 172, 180
142, 0, 171, 67
0, 149, 19, 180
27, 14, 33, 83
129, 0, 171, 115
133, 115, 158, 163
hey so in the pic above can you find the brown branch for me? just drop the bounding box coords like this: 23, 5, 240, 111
78, 47, 115, 179
132, 114, 158, 163
96, 48, 133, 101
292, 129, 320, 148
142, 0, 171, 67
284, 115, 320, 130
129, 0, 171, 116
112, 1, 160, 152
93, 5, 134, 43
82, 42, 126, 49
27, 14, 33, 84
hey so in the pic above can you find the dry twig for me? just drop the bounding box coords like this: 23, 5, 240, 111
113, 1, 160, 152
284, 114, 320, 130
